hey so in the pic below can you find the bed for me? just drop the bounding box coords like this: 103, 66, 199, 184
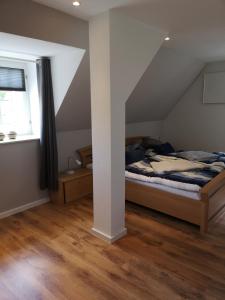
77, 137, 225, 233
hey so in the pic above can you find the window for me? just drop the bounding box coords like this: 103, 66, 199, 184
0, 89, 31, 135
0, 59, 40, 138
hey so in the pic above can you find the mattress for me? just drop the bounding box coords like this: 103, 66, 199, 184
126, 178, 201, 201
87, 163, 201, 200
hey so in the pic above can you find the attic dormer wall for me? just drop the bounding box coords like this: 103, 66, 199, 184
162, 61, 225, 151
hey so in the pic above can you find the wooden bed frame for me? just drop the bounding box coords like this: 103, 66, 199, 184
77, 137, 225, 233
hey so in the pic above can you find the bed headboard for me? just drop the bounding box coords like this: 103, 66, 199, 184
77, 145, 93, 167
77, 136, 145, 167
125, 136, 144, 146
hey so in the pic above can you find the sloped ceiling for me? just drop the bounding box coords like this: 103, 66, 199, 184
126, 47, 205, 123
30, 0, 222, 131
56, 45, 205, 130
34, 0, 225, 62
56, 52, 91, 130
29, 0, 225, 131
19, 0, 207, 131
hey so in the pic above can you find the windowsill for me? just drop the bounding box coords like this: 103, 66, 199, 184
0, 135, 40, 145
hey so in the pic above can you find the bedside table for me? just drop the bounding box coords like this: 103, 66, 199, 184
50, 168, 93, 204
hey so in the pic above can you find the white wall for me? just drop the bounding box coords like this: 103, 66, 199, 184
162, 61, 225, 151
0, 141, 47, 213
126, 121, 162, 139
57, 120, 162, 172
51, 46, 85, 114
57, 129, 92, 171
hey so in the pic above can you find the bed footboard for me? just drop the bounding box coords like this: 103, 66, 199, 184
200, 170, 225, 232
126, 180, 203, 227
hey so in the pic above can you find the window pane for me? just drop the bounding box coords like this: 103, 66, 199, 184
0, 59, 39, 137
0, 91, 31, 135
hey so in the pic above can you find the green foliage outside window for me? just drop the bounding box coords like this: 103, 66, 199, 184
0, 91, 7, 101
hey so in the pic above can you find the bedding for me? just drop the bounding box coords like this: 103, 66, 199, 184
125, 170, 200, 192
126, 176, 201, 200
126, 151, 225, 189
125, 148, 145, 165
150, 157, 205, 174
174, 151, 218, 162
141, 137, 162, 149
151, 142, 175, 155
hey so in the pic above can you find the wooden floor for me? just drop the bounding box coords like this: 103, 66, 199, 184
0, 197, 225, 300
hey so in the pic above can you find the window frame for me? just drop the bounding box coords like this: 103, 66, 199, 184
0, 58, 33, 137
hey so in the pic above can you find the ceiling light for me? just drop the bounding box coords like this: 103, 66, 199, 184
164, 36, 171, 41
73, 1, 80, 6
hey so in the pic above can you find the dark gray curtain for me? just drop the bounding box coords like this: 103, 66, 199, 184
37, 58, 58, 191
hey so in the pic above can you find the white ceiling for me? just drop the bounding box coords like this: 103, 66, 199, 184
33, 0, 225, 61
33, 0, 140, 20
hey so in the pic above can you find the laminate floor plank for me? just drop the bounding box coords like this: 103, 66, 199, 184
0, 197, 224, 300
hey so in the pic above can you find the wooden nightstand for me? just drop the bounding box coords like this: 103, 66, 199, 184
50, 168, 93, 204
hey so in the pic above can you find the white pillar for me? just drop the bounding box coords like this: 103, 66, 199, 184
89, 10, 165, 243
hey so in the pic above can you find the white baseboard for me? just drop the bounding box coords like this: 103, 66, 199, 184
0, 197, 50, 219
91, 227, 127, 244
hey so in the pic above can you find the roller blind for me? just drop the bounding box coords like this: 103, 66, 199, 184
0, 67, 26, 91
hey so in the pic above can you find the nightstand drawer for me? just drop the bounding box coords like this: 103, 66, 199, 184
50, 168, 93, 204
65, 175, 93, 202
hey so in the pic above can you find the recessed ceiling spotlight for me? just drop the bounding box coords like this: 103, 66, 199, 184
164, 36, 171, 41
73, 1, 80, 6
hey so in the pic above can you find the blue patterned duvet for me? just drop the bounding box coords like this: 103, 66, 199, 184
126, 152, 225, 188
